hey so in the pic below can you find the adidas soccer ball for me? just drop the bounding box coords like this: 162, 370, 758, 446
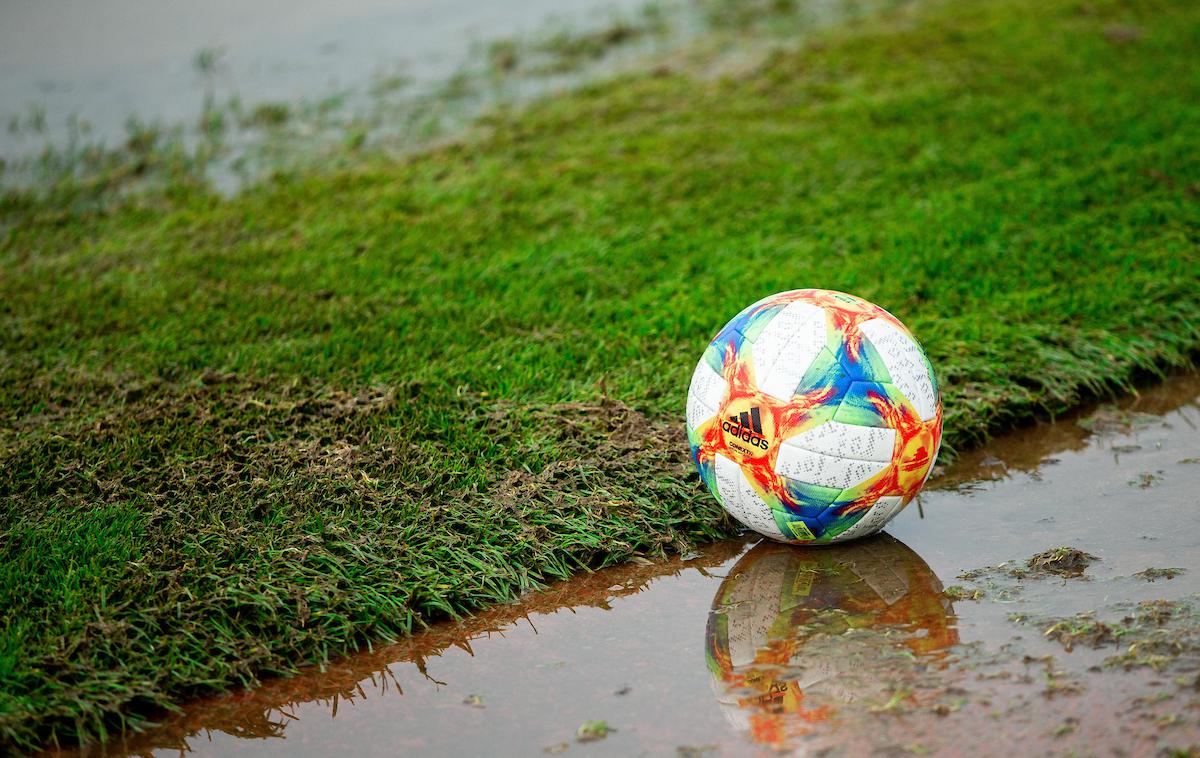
686, 289, 942, 544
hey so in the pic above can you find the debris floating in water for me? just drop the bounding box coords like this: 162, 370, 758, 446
1027, 547, 1099, 577
1133, 567, 1185, 582
576, 720, 612, 742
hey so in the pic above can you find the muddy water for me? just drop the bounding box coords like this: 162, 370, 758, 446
79, 376, 1200, 756
0, 0, 651, 157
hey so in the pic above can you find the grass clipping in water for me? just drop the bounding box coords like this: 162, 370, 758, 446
1027, 547, 1100, 578
2, 0, 1200, 749
1032, 599, 1199, 666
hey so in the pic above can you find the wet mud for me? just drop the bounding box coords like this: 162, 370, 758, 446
59, 374, 1200, 756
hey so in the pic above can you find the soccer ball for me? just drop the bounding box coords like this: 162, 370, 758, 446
685, 289, 942, 544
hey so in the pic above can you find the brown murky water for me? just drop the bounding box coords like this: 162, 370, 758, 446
72, 375, 1200, 757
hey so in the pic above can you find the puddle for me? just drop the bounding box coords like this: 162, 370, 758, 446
0, 0, 651, 154
60, 374, 1200, 756
0, 0, 669, 194
1, 0, 889, 194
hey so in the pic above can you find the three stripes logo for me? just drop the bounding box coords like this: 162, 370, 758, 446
731, 408, 763, 434
721, 406, 770, 451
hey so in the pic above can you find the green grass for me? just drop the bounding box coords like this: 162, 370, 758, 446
2, 0, 1198, 749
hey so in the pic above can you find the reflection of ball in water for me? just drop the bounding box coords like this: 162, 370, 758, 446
686, 289, 942, 543
705, 536, 958, 747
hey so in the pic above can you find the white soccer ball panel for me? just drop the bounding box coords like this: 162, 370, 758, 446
827, 496, 904, 542
787, 421, 897, 463
858, 318, 937, 421
715, 454, 786, 540
750, 301, 826, 402
774, 442, 890, 491
686, 358, 728, 430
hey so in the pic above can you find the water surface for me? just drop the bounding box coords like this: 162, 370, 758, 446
0, 0, 650, 155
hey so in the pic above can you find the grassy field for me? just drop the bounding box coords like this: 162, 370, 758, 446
2, 0, 1198, 749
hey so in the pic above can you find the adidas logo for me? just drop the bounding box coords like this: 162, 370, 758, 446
721, 407, 769, 450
